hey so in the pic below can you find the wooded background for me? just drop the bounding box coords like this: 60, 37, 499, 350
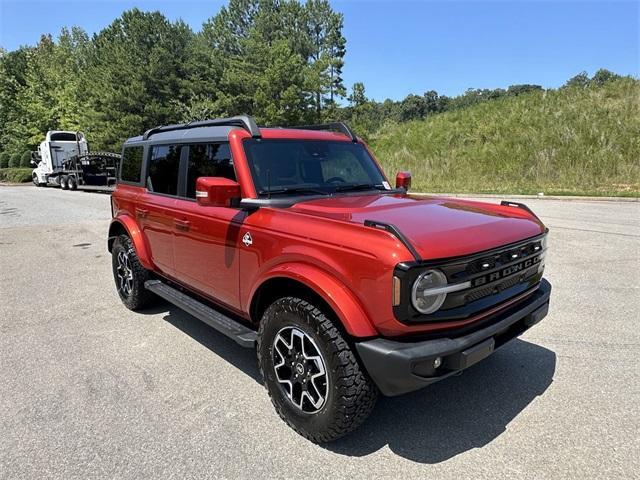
1, 0, 637, 194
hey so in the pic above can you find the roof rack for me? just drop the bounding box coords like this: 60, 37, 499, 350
142, 115, 261, 141
287, 122, 358, 142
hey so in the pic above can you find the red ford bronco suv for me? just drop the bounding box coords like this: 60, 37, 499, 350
108, 116, 551, 442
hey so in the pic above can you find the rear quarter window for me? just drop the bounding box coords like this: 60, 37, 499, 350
120, 146, 144, 183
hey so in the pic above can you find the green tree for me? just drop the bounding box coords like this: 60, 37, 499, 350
301, 0, 346, 120
0, 47, 31, 154
20, 150, 32, 167
202, 0, 346, 123
0, 28, 89, 155
9, 152, 21, 168
0, 152, 9, 168
507, 84, 543, 96
348, 82, 367, 107
591, 69, 621, 86
565, 71, 590, 88
80, 9, 194, 151
399, 94, 427, 121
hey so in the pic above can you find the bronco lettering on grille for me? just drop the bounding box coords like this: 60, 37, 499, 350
471, 256, 540, 287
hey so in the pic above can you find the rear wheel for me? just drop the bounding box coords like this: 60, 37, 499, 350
67, 176, 77, 190
59, 175, 69, 190
111, 234, 156, 310
257, 297, 378, 443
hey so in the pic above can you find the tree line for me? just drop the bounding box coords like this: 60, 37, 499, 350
0, 0, 628, 161
344, 68, 626, 138
0, 0, 346, 156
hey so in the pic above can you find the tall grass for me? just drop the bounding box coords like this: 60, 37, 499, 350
369, 78, 640, 196
0, 168, 32, 183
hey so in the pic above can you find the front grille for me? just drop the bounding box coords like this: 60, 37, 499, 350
465, 271, 531, 303
465, 239, 543, 275
394, 232, 547, 324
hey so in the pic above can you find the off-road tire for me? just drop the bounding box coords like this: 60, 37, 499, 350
111, 234, 156, 311
68, 176, 77, 190
60, 175, 69, 190
258, 297, 378, 443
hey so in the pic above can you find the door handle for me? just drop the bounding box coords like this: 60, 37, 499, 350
136, 208, 148, 218
174, 219, 190, 231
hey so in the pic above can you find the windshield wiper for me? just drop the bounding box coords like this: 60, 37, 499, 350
258, 187, 330, 196
333, 183, 386, 192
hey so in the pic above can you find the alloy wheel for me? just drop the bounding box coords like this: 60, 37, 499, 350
272, 326, 328, 413
116, 250, 134, 297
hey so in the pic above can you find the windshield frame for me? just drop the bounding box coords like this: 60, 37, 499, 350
242, 138, 391, 198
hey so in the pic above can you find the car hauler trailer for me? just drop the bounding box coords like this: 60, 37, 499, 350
31, 131, 120, 192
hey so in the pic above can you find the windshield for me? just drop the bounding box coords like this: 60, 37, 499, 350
243, 139, 388, 196
50, 132, 80, 142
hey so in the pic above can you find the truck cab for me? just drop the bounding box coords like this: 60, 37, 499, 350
32, 131, 88, 186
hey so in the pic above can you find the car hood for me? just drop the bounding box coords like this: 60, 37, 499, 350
289, 193, 546, 260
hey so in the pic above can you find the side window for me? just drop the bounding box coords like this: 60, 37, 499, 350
120, 146, 143, 183
186, 143, 236, 199
147, 145, 182, 195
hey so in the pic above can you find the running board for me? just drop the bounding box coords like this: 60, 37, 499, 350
144, 280, 257, 348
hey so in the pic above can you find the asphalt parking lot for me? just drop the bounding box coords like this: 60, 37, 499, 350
1, 185, 638, 479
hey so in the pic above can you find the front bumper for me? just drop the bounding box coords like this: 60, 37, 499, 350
356, 279, 552, 396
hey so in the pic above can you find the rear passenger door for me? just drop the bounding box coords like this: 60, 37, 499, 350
172, 143, 245, 310
138, 144, 183, 277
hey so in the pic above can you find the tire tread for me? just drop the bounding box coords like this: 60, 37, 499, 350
257, 296, 378, 443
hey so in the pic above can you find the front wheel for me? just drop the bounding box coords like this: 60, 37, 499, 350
111, 234, 156, 311
32, 173, 46, 187
258, 297, 378, 443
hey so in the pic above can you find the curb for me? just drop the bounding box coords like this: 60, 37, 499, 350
414, 192, 639, 202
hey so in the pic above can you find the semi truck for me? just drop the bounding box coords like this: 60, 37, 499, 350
31, 130, 120, 191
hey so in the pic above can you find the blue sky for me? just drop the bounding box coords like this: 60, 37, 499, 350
1, 0, 638, 100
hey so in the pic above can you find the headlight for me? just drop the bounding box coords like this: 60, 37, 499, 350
411, 269, 448, 314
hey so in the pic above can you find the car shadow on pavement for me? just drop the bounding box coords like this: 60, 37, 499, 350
148, 303, 555, 463
153, 301, 262, 383
325, 339, 556, 463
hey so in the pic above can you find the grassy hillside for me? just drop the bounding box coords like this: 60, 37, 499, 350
369, 78, 640, 196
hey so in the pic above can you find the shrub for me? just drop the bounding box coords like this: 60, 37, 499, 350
20, 150, 32, 168
0, 152, 9, 168
0, 168, 33, 183
8, 153, 21, 168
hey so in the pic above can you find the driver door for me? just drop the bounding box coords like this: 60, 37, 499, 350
172, 143, 245, 310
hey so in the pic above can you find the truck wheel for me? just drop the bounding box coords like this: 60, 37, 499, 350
33, 174, 46, 187
257, 297, 378, 443
111, 234, 156, 311
68, 176, 77, 190
60, 176, 69, 190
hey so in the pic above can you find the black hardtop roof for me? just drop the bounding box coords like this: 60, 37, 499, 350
123, 115, 357, 145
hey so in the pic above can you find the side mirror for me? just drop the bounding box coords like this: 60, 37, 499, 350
196, 177, 241, 207
30, 160, 37, 167
395, 171, 412, 191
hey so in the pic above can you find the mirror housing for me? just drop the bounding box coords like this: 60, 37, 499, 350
196, 177, 241, 207
395, 171, 412, 191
